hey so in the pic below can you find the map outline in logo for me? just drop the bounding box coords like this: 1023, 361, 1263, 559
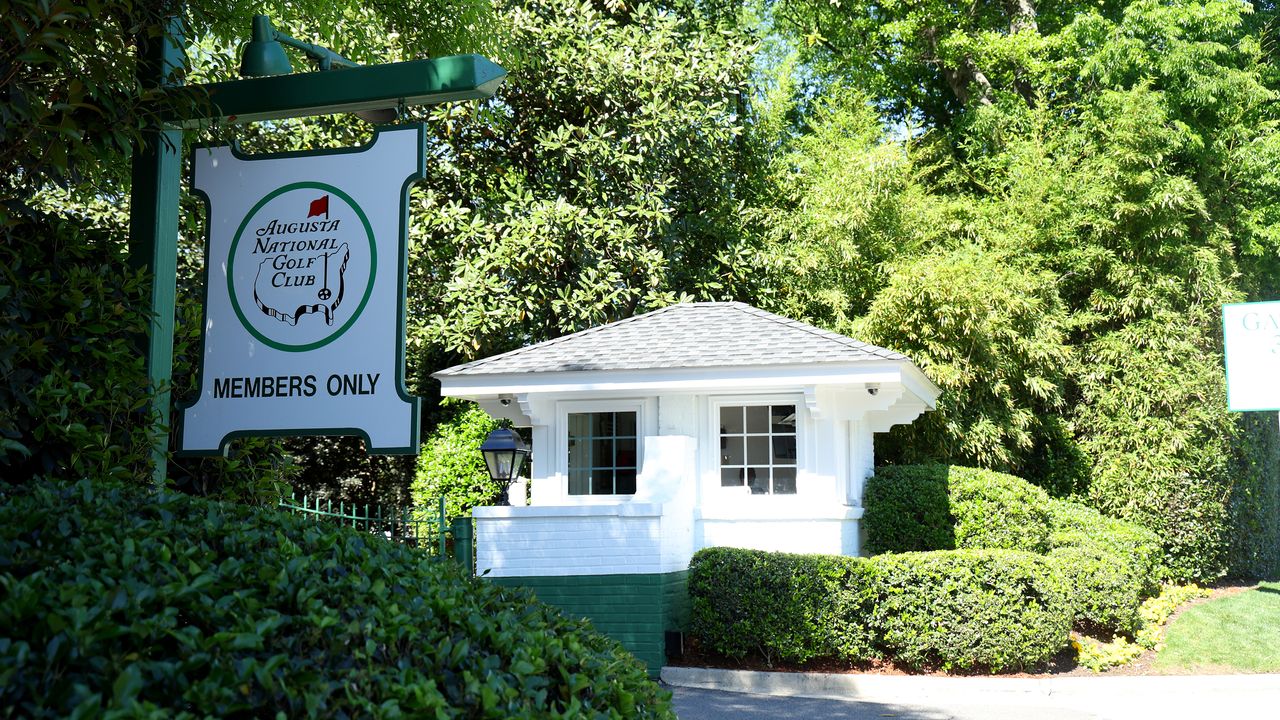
227, 181, 377, 353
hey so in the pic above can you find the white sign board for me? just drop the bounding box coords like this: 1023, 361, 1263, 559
179, 126, 423, 454
1223, 301, 1280, 412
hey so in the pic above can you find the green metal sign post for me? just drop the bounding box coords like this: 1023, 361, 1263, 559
128, 15, 506, 485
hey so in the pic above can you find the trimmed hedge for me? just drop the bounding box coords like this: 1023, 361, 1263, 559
1046, 497, 1162, 592
688, 546, 1072, 673
861, 465, 955, 553
687, 547, 877, 666
0, 479, 673, 719
694, 466, 1166, 670
1044, 497, 1162, 635
1047, 546, 1143, 635
870, 550, 1071, 672
865, 465, 1051, 554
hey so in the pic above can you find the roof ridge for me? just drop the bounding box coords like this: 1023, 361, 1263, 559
730, 304, 903, 359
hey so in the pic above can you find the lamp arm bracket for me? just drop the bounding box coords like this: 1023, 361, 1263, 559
275, 32, 359, 71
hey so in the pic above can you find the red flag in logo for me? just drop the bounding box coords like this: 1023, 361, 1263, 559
307, 195, 329, 219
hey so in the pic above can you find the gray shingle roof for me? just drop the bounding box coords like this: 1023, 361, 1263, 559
435, 302, 907, 377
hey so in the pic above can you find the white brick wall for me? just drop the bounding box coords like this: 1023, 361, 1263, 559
475, 504, 673, 577
697, 517, 862, 556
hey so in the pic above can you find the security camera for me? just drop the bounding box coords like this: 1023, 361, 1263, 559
499, 397, 512, 406
866, 384, 880, 396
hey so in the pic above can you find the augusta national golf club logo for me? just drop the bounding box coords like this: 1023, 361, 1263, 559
227, 182, 376, 351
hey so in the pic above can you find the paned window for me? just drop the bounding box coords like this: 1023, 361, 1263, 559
568, 411, 637, 495
719, 404, 797, 494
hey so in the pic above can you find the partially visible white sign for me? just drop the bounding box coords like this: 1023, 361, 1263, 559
1223, 301, 1280, 412
179, 126, 423, 454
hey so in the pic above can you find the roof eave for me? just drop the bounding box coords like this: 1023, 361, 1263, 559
438, 360, 940, 404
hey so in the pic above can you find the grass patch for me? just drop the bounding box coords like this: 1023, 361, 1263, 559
1154, 581, 1280, 673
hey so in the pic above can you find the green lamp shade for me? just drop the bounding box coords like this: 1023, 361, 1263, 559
240, 15, 292, 77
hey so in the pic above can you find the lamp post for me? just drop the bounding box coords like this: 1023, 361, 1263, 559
479, 428, 529, 506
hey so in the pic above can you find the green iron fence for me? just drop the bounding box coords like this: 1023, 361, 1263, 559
279, 494, 451, 556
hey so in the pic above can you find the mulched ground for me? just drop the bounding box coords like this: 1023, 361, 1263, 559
668, 583, 1259, 678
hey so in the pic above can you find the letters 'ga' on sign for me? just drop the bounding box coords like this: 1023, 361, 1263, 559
178, 125, 424, 455
1222, 300, 1280, 412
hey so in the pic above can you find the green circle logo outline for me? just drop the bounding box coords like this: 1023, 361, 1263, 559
227, 181, 377, 352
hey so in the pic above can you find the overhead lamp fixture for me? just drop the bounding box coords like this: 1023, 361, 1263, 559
238, 15, 398, 124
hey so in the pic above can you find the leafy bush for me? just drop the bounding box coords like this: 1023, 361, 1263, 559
865, 465, 1050, 554
869, 550, 1071, 673
1046, 497, 1161, 636
687, 547, 877, 666
688, 546, 1071, 673
411, 399, 505, 519
947, 466, 1051, 552
0, 478, 673, 718
1047, 498, 1162, 595
862, 465, 954, 554
854, 246, 1074, 486
0, 214, 153, 484
1048, 546, 1144, 635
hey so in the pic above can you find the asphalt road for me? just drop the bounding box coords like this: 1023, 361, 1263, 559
669, 686, 1095, 720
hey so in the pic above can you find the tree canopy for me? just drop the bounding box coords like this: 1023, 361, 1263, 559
5, 0, 1279, 582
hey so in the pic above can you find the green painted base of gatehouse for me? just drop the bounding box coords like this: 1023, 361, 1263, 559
489, 571, 688, 676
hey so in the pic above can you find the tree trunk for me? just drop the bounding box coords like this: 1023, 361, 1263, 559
924, 26, 993, 109
1005, 0, 1039, 106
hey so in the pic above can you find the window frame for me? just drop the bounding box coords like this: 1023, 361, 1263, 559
555, 398, 648, 502
707, 394, 807, 498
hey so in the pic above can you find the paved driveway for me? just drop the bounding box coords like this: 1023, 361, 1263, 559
663, 668, 1280, 720
671, 686, 1092, 720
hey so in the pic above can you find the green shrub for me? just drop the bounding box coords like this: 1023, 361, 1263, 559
863, 465, 954, 554
947, 466, 1051, 552
412, 399, 506, 519
1047, 498, 1161, 596
0, 478, 673, 718
0, 214, 153, 484
869, 549, 1071, 673
865, 465, 1050, 554
687, 547, 877, 666
1048, 546, 1143, 635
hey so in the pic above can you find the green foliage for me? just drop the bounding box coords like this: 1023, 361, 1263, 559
750, 84, 929, 328
1046, 498, 1162, 596
870, 549, 1072, 673
687, 547, 878, 667
0, 477, 674, 718
1049, 546, 1145, 636
865, 465, 1051, 555
1227, 413, 1280, 579
862, 465, 955, 554
946, 465, 1052, 552
857, 248, 1074, 483
688, 544, 1074, 673
411, 400, 504, 519
1075, 314, 1236, 583
0, 213, 153, 483
409, 0, 757, 360
755, 0, 1280, 582
865, 466, 1158, 637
